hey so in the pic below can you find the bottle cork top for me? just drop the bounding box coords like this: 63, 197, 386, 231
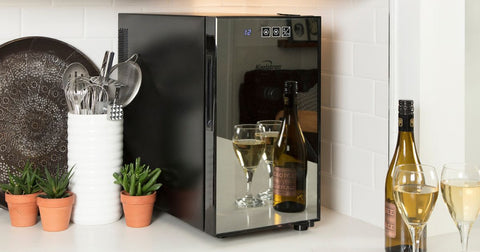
284, 80, 298, 94
398, 100, 414, 115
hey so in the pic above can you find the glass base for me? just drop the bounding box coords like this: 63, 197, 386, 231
236, 195, 264, 208
257, 188, 273, 201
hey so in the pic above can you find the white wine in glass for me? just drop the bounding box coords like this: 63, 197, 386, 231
393, 164, 439, 252
256, 120, 282, 201
441, 163, 480, 252
232, 124, 266, 208
394, 184, 438, 226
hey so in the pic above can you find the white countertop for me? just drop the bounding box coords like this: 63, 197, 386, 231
0, 207, 478, 252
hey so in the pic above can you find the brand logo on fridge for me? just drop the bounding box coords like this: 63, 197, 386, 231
261, 26, 291, 38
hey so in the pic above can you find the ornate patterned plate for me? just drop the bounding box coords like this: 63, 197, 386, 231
0, 37, 99, 208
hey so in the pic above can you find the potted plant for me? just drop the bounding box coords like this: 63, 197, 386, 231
0, 161, 41, 227
113, 157, 162, 228
36, 166, 75, 232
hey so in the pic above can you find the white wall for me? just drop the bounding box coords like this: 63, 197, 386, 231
0, 0, 389, 229
466, 0, 480, 165
391, 0, 465, 236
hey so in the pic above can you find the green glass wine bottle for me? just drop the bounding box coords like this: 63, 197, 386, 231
273, 80, 307, 213
385, 100, 427, 252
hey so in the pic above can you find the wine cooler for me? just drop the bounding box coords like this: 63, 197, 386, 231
119, 13, 321, 237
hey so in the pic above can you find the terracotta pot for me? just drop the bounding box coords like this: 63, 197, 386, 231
37, 192, 75, 232
5, 192, 40, 227
120, 191, 156, 228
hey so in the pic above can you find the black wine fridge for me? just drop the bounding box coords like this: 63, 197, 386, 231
119, 13, 321, 237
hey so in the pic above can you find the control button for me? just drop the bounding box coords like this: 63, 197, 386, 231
282, 26, 291, 38
261, 26, 271, 37
272, 26, 281, 37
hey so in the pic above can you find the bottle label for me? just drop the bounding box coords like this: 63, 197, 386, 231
273, 166, 296, 197
385, 201, 396, 238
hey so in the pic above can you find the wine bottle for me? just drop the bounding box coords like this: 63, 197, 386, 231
385, 100, 427, 252
273, 80, 307, 213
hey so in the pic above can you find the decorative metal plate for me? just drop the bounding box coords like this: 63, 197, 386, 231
0, 37, 99, 208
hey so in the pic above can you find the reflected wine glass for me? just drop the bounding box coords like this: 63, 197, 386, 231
256, 120, 282, 202
232, 124, 266, 208
393, 164, 439, 252
441, 163, 480, 252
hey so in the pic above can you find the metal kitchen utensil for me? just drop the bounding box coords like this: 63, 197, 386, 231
107, 54, 142, 107
107, 80, 124, 120
107, 104, 123, 120
62, 62, 90, 112
62, 62, 90, 90
65, 76, 90, 114
82, 84, 109, 115
100, 51, 115, 81
91, 51, 115, 87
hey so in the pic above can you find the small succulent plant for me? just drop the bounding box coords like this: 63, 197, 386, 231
0, 161, 41, 195
113, 157, 162, 196
38, 166, 74, 199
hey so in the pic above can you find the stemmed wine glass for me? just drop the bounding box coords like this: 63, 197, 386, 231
232, 124, 266, 208
441, 163, 480, 252
393, 164, 439, 252
256, 120, 282, 201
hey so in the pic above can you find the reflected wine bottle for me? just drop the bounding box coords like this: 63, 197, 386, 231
273, 81, 307, 213
385, 100, 427, 252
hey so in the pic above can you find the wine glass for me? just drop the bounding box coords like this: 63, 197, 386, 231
441, 163, 480, 252
232, 124, 266, 208
256, 120, 282, 201
393, 164, 439, 252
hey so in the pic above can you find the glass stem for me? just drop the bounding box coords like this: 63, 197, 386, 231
458, 222, 473, 252
267, 161, 273, 190
245, 168, 254, 197
408, 225, 425, 252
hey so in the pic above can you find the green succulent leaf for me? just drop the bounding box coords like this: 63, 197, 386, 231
112, 157, 162, 196
37, 165, 74, 199
0, 160, 41, 195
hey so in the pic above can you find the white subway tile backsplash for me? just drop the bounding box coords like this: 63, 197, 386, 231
321, 172, 352, 216
331, 75, 375, 114
333, 8, 375, 43
22, 8, 84, 38
85, 8, 116, 38
375, 81, 388, 118
375, 8, 388, 44
321, 107, 352, 144
352, 113, 388, 154
114, 0, 159, 6
63, 38, 114, 67
220, 0, 249, 6
332, 143, 373, 187
321, 74, 331, 107
374, 153, 388, 190
0, 0, 52, 6
353, 0, 387, 8
0, 8, 21, 38
317, 9, 333, 39
318, 0, 353, 9
321, 141, 332, 174
191, 6, 249, 14
53, 0, 112, 6
322, 40, 353, 75
353, 43, 388, 80
113, 5, 143, 14
351, 184, 383, 227
243, 0, 295, 7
